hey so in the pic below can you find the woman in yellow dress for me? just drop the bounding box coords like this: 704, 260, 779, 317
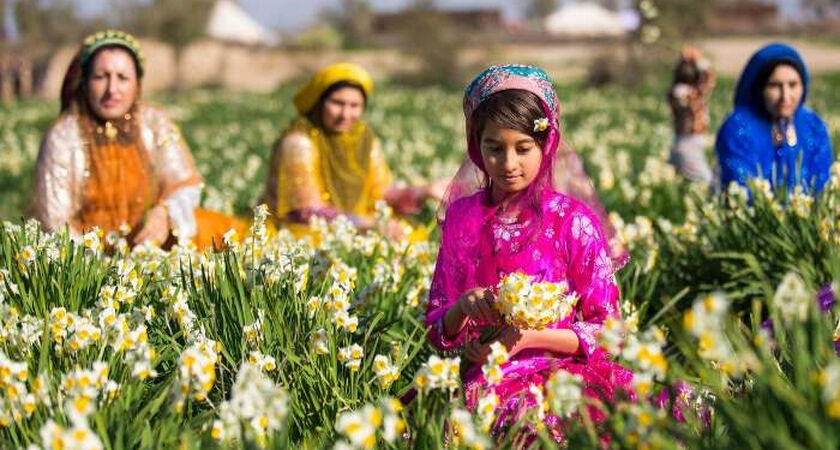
32, 30, 241, 249
261, 63, 444, 236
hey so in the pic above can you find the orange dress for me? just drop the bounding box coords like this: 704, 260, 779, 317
33, 103, 244, 249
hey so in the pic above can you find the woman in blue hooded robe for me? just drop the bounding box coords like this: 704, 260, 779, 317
716, 43, 833, 193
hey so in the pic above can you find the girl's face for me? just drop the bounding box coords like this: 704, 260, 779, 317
480, 122, 543, 204
86, 48, 139, 121
321, 86, 365, 132
763, 64, 803, 120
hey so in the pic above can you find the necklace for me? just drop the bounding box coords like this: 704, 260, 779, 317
772, 120, 797, 147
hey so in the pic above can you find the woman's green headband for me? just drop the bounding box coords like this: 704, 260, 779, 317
80, 30, 145, 77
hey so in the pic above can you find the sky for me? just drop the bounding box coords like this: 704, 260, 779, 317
73, 0, 524, 31
71, 0, 805, 32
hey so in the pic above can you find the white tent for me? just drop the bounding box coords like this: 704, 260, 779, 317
206, 0, 278, 46
544, 2, 628, 37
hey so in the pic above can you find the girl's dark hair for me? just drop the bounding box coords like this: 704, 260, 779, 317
82, 44, 142, 80
674, 59, 699, 85
471, 89, 548, 146
307, 80, 367, 125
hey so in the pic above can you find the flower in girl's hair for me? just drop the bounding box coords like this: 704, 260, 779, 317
495, 272, 578, 330
533, 117, 549, 132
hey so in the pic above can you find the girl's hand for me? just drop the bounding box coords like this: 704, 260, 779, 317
464, 338, 491, 364
134, 205, 170, 246
457, 287, 500, 326
464, 326, 525, 364
497, 325, 525, 356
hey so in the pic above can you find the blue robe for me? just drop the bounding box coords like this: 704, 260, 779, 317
716, 43, 833, 193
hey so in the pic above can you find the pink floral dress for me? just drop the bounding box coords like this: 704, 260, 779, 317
426, 189, 633, 432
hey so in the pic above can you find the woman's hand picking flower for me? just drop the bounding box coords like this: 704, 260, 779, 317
464, 326, 524, 364
443, 287, 500, 339
458, 287, 501, 326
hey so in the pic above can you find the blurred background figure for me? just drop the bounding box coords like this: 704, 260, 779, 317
0, 53, 33, 103
32, 29, 242, 249
260, 62, 446, 238
716, 43, 833, 194
667, 45, 715, 184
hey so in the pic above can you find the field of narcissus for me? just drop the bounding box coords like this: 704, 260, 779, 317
0, 74, 839, 449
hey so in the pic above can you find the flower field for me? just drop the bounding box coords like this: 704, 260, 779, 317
0, 73, 839, 449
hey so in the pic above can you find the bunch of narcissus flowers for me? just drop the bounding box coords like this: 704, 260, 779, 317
494, 272, 579, 330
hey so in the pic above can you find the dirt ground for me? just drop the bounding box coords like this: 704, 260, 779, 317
38, 35, 840, 97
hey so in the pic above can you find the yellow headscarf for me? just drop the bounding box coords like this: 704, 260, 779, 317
293, 63, 374, 115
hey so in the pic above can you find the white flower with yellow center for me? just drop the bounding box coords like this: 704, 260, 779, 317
476, 393, 499, 432
546, 370, 583, 418
336, 405, 380, 449
773, 271, 811, 324
373, 355, 400, 389
495, 272, 578, 330
310, 328, 329, 355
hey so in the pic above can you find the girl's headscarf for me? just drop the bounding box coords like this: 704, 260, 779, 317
733, 43, 809, 116
440, 64, 627, 267
60, 29, 145, 113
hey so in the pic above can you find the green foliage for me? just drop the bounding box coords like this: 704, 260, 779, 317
1, 70, 840, 449
123, 0, 214, 53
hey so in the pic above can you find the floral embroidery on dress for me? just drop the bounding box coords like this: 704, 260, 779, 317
571, 214, 596, 242
544, 227, 555, 239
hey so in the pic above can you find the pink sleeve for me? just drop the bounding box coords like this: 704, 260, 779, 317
426, 209, 471, 351
564, 207, 621, 360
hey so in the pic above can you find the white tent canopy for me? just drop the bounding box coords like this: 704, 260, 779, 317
206, 0, 278, 46
544, 2, 629, 37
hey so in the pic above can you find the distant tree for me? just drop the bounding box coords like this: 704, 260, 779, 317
636, 0, 719, 42
398, 0, 467, 86
13, 0, 97, 53
525, 0, 557, 19
596, 0, 621, 11
323, 0, 373, 48
803, 0, 840, 16
120, 0, 214, 89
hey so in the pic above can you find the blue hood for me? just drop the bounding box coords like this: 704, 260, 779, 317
733, 43, 810, 115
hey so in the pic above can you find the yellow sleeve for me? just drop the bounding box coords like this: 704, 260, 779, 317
275, 131, 328, 218
363, 138, 393, 215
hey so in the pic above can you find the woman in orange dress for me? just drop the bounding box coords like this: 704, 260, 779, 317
33, 30, 241, 249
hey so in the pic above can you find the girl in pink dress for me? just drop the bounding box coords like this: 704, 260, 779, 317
426, 65, 633, 436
